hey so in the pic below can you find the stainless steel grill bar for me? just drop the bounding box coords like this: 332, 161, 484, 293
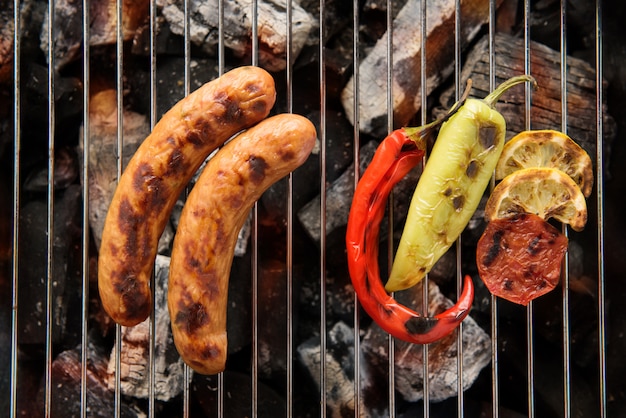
488, 2, 499, 417
80, 0, 91, 414
419, 0, 430, 414
522, 1, 536, 416
559, 2, 572, 417
351, 0, 361, 415
454, 1, 465, 416
44, 0, 56, 416
595, 1, 607, 416
285, 2, 295, 417
385, 0, 396, 416
9, 0, 21, 415
318, 1, 328, 416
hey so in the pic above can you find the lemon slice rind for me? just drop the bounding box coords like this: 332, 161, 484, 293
495, 129, 593, 197
485, 166, 588, 231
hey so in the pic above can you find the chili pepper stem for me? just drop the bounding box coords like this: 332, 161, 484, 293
483, 74, 538, 108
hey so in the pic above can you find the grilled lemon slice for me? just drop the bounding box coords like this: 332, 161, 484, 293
485, 167, 588, 231
495, 130, 593, 197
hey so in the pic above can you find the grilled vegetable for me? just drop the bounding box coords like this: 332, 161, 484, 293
476, 213, 568, 306
386, 75, 537, 292
98, 66, 276, 327
346, 93, 474, 345
476, 129, 593, 305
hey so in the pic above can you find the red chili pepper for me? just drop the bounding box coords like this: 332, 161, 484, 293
345, 92, 474, 344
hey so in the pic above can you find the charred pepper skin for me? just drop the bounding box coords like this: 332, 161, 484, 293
387, 75, 538, 293
346, 92, 474, 345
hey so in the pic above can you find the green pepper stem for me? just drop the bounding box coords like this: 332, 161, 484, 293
403, 79, 473, 146
483, 74, 538, 108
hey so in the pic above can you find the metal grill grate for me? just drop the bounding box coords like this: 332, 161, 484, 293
3, 0, 615, 416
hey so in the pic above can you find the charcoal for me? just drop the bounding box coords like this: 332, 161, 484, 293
341, 0, 496, 138
0, 268, 10, 417
106, 255, 185, 401
160, 0, 316, 72
17, 184, 83, 346
23, 146, 79, 192
256, 259, 288, 382
192, 370, 286, 417
361, 279, 491, 403
40, 0, 150, 68
36, 343, 143, 418
297, 321, 369, 418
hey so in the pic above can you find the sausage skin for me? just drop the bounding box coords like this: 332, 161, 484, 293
168, 114, 317, 374
98, 66, 276, 327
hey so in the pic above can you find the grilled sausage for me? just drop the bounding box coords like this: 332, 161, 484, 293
98, 66, 276, 327
168, 113, 317, 374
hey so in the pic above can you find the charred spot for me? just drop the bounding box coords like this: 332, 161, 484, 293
443, 187, 452, 197
225, 192, 245, 211
405, 316, 439, 335
452, 195, 465, 211
246, 82, 261, 94
503, 279, 513, 291
185, 117, 213, 148
527, 235, 541, 255
112, 272, 150, 318
537, 279, 548, 290
251, 99, 268, 115
201, 343, 222, 360
165, 148, 187, 176
117, 198, 149, 260
248, 155, 268, 184
482, 229, 503, 266
478, 125, 498, 149
279, 148, 296, 162
132, 163, 154, 193
466, 159, 480, 178
213, 91, 243, 124
132, 163, 168, 210
175, 301, 209, 334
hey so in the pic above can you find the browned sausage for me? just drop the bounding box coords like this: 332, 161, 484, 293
98, 66, 276, 327
168, 113, 317, 374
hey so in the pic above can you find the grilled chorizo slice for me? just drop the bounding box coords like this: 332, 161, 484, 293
98, 66, 276, 327
168, 113, 316, 375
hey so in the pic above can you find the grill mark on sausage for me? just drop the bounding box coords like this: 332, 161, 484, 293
117, 197, 150, 262
132, 163, 168, 212
175, 301, 209, 334
185, 117, 216, 148
213, 91, 243, 124
247, 155, 268, 184
111, 271, 150, 319
200, 343, 222, 360
165, 147, 187, 176
278, 148, 296, 162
